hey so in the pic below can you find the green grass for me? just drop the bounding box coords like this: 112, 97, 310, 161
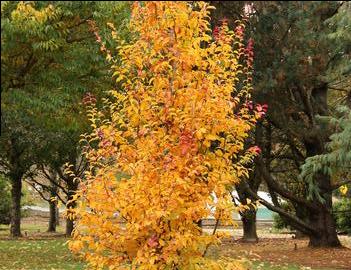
0, 238, 86, 270
0, 221, 65, 237
0, 238, 311, 270
0, 237, 335, 270
0, 222, 338, 270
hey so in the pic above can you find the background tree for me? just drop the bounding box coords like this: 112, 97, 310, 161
0, 175, 11, 225
1, 1, 131, 237
26, 169, 63, 232
210, 1, 350, 247
300, 106, 351, 197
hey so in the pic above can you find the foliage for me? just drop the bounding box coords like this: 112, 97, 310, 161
0, 1, 132, 237
1, 0, 131, 164
0, 176, 11, 225
1, 1, 132, 235
0, 175, 35, 225
69, 2, 261, 269
272, 213, 286, 231
272, 203, 292, 231
300, 106, 351, 200
333, 198, 351, 234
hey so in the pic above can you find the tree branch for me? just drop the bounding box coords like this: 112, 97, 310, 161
331, 178, 351, 190
256, 157, 318, 211
240, 179, 317, 235
66, 34, 93, 44
24, 179, 50, 202
39, 165, 68, 195
67, 15, 93, 30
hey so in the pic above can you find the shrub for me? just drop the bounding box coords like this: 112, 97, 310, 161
69, 2, 260, 269
272, 202, 293, 230
333, 198, 351, 234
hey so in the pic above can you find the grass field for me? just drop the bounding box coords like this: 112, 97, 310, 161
0, 220, 349, 270
0, 238, 315, 270
0, 238, 85, 270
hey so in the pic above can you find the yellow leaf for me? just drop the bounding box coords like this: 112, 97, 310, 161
340, 185, 348, 195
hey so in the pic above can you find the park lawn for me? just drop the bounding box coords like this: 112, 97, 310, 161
0, 221, 342, 270
0, 223, 65, 237
0, 221, 347, 270
0, 216, 67, 238
0, 237, 331, 270
0, 238, 85, 270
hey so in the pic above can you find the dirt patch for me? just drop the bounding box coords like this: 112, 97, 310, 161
218, 238, 351, 270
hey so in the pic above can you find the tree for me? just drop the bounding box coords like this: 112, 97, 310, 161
300, 106, 351, 197
210, 1, 350, 247
69, 2, 261, 268
0, 112, 36, 236
25, 169, 63, 232
0, 175, 11, 225
233, 122, 268, 243
1, 1, 131, 236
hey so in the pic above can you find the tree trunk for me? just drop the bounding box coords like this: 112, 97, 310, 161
10, 175, 22, 237
65, 218, 74, 236
293, 230, 306, 239
308, 207, 340, 247
48, 180, 58, 232
56, 207, 60, 226
241, 208, 258, 242
236, 178, 260, 243
65, 180, 78, 237
305, 136, 340, 247
237, 122, 264, 243
48, 200, 57, 232
307, 173, 340, 247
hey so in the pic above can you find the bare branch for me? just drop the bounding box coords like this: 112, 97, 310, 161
256, 157, 318, 211
24, 179, 50, 202
39, 165, 68, 195
240, 179, 318, 235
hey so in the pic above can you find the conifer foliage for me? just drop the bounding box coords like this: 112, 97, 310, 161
69, 2, 261, 269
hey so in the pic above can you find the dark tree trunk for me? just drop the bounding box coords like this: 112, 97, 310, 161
236, 165, 261, 243
237, 122, 265, 242
48, 200, 57, 232
10, 175, 22, 237
65, 218, 74, 237
304, 136, 341, 247
307, 173, 340, 247
194, 219, 203, 235
242, 209, 258, 242
65, 180, 78, 237
293, 230, 306, 239
48, 181, 58, 232
56, 207, 60, 226
308, 206, 340, 247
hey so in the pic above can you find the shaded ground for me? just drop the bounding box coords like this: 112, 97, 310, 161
217, 238, 351, 270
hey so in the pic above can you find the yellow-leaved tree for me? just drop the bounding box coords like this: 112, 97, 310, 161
69, 2, 262, 269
